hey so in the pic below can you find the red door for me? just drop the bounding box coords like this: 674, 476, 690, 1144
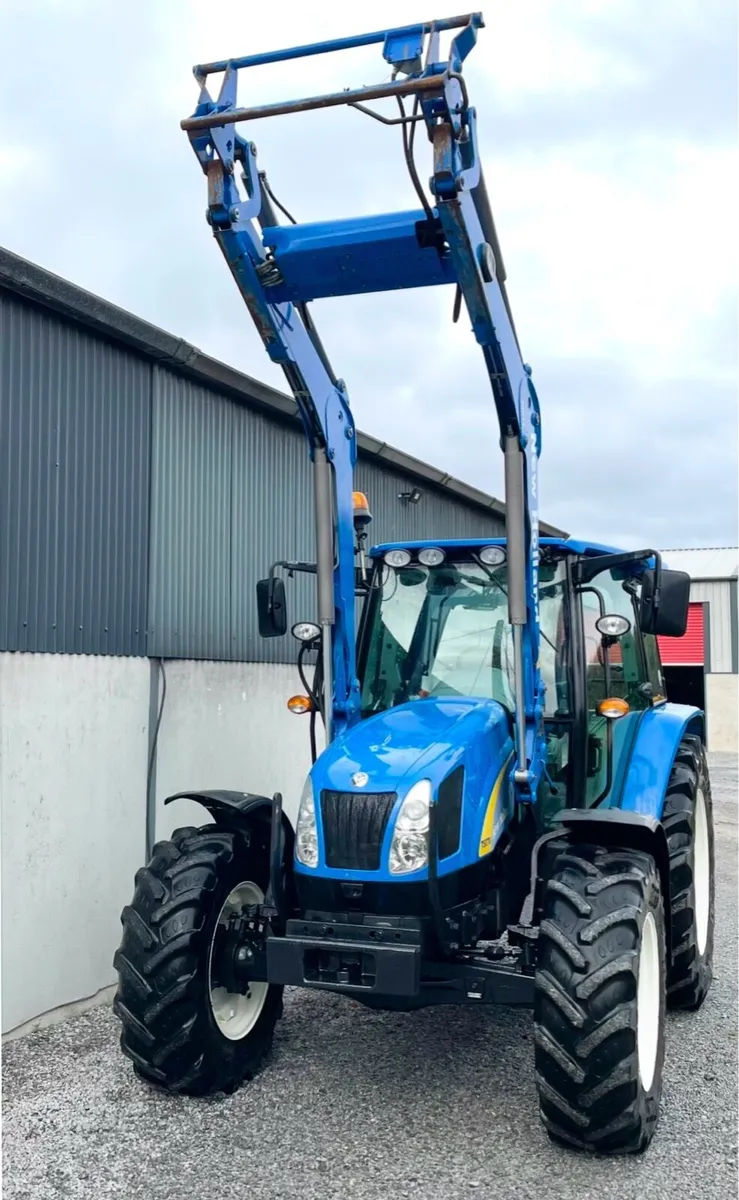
658, 602, 705, 666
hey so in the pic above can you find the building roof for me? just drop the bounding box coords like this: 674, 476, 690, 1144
661, 547, 738, 581
0, 245, 565, 537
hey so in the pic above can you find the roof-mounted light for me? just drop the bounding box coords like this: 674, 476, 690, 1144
418, 547, 446, 567
479, 545, 506, 566
384, 549, 412, 568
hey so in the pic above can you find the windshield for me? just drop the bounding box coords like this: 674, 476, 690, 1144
359, 557, 569, 718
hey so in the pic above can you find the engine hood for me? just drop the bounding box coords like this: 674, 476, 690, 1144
311, 695, 512, 797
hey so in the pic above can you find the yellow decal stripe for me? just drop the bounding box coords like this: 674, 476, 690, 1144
478, 753, 514, 857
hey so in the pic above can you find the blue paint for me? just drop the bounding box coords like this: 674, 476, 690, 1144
617, 703, 704, 818
261, 211, 456, 303
296, 695, 514, 882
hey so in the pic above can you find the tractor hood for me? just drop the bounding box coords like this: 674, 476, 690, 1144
311, 695, 513, 798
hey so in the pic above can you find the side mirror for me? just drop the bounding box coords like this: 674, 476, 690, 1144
256, 577, 287, 638
640, 567, 690, 637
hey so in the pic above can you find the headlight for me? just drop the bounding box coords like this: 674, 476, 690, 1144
295, 777, 319, 867
389, 779, 432, 875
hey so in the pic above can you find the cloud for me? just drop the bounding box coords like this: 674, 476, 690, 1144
1, 0, 736, 547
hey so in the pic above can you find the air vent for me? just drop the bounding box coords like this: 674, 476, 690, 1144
320, 791, 397, 871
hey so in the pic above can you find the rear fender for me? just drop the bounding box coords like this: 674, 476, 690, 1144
551, 808, 672, 961
617, 703, 704, 819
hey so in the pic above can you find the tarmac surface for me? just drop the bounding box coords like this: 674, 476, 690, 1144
2, 753, 737, 1200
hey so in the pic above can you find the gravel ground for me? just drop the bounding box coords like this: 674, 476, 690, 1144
3, 753, 736, 1200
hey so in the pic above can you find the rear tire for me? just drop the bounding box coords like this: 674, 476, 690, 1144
534, 844, 666, 1155
113, 824, 283, 1096
662, 736, 715, 1010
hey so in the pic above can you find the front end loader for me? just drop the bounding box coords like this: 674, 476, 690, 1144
114, 15, 715, 1155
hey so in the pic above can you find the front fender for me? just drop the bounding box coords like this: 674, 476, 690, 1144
617, 703, 704, 819
165, 789, 296, 902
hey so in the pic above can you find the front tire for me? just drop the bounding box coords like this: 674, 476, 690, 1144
534, 844, 666, 1155
113, 824, 283, 1096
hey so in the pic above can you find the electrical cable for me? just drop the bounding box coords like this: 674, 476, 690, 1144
146, 658, 167, 860
260, 174, 298, 226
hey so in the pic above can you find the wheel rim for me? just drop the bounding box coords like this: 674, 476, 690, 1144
694, 787, 711, 956
208, 880, 269, 1041
637, 911, 660, 1092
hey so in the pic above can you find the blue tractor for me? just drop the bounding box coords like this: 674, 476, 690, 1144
114, 15, 715, 1154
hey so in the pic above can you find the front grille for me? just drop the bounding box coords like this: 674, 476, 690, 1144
320, 790, 397, 871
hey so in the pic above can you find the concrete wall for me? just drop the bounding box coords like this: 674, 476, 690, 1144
153, 659, 315, 841
0, 652, 313, 1036
0, 653, 150, 1034
706, 673, 738, 753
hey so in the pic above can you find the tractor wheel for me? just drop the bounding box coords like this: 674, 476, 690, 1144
662, 736, 715, 1010
534, 844, 666, 1155
113, 824, 283, 1096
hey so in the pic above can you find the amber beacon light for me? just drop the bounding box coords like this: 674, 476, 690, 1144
352, 491, 372, 527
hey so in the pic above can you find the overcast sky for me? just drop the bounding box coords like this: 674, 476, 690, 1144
2, 0, 737, 549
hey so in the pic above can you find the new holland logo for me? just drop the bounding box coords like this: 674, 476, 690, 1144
351, 771, 369, 787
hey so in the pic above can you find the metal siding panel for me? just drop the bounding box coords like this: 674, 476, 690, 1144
231, 407, 315, 664
229, 425, 504, 665
731, 580, 738, 674
0, 293, 150, 655
148, 368, 231, 659
355, 457, 505, 544
690, 580, 732, 672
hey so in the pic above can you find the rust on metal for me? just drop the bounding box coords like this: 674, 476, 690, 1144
181, 73, 447, 132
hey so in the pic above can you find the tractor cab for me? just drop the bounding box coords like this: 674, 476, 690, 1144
275, 532, 692, 832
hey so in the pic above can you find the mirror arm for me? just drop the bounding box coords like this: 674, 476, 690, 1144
266, 559, 317, 616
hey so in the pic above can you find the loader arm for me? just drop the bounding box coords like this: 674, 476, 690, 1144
181, 12, 545, 800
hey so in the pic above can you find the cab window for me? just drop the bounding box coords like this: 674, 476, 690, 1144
580, 566, 650, 805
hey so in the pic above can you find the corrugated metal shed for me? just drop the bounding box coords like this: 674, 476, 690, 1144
661, 547, 738, 674
0, 245, 565, 663
687, 581, 735, 673
148, 369, 233, 660
0, 290, 150, 656
661, 547, 738, 580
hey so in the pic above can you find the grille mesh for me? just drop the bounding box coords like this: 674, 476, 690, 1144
320, 791, 397, 871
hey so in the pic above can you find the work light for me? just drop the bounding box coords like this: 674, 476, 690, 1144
418, 547, 446, 567
384, 549, 412, 568
478, 545, 506, 566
